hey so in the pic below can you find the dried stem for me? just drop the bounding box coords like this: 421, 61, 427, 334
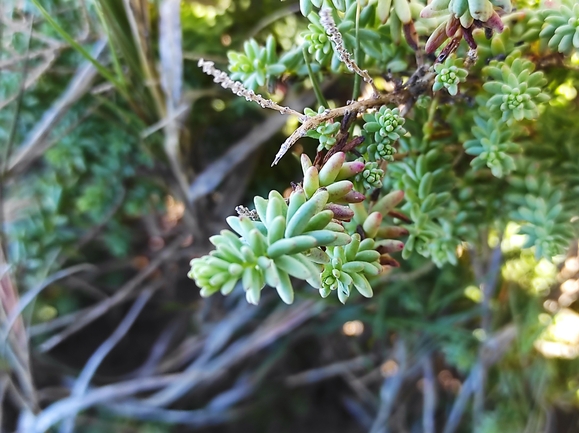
197, 59, 305, 120
319, 8, 377, 95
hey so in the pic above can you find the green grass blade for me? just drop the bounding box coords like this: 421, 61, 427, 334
29, 0, 129, 100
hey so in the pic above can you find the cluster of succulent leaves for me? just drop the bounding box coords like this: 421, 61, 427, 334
228, 36, 286, 91
189, 152, 407, 304
361, 106, 406, 162
432, 56, 468, 96
539, 0, 579, 55
482, 51, 549, 123
463, 114, 519, 178
387, 131, 461, 268
508, 171, 575, 259
227, 0, 413, 90
304, 106, 341, 150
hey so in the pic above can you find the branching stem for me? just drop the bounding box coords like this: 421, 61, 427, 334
273, 93, 404, 165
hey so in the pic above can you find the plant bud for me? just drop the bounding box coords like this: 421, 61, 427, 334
326, 180, 354, 201
339, 190, 366, 203
377, 225, 409, 238
350, 202, 368, 224
336, 161, 366, 180
301, 153, 313, 174
485, 11, 504, 33
377, 0, 392, 23
425, 22, 449, 54
319, 152, 346, 186
324, 203, 355, 221
363, 211, 383, 238
468, 0, 493, 22
387, 210, 412, 224
372, 190, 405, 215
421, 0, 449, 18
446, 16, 460, 38
380, 254, 401, 267
376, 239, 405, 254
393, 0, 411, 24
491, 36, 506, 56
303, 166, 320, 198
308, 247, 330, 264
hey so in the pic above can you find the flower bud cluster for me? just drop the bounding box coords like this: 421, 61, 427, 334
422, 0, 511, 53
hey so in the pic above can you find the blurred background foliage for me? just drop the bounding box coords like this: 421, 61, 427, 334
0, 0, 578, 432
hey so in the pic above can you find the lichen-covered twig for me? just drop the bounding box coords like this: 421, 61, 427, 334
319, 8, 378, 96
198, 59, 306, 120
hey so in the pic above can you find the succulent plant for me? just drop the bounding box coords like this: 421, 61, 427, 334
228, 36, 286, 91
320, 234, 381, 303
540, 1, 579, 55
482, 51, 549, 123
464, 115, 519, 177
188, 152, 396, 304
356, 161, 385, 190
189, 188, 348, 305
509, 172, 575, 259
433, 57, 468, 96
362, 106, 406, 161
304, 107, 341, 151
404, 205, 459, 267
303, 13, 335, 65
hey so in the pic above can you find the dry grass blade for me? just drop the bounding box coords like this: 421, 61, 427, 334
102, 402, 239, 426
0, 247, 37, 412
60, 289, 155, 433
0, 241, 26, 356
369, 339, 408, 433
144, 300, 323, 407
159, 0, 182, 110
21, 374, 198, 433
122, 0, 165, 118
285, 355, 372, 387
2, 263, 95, 341
0, 375, 8, 426
37, 234, 189, 352
158, 0, 191, 204
422, 355, 436, 433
